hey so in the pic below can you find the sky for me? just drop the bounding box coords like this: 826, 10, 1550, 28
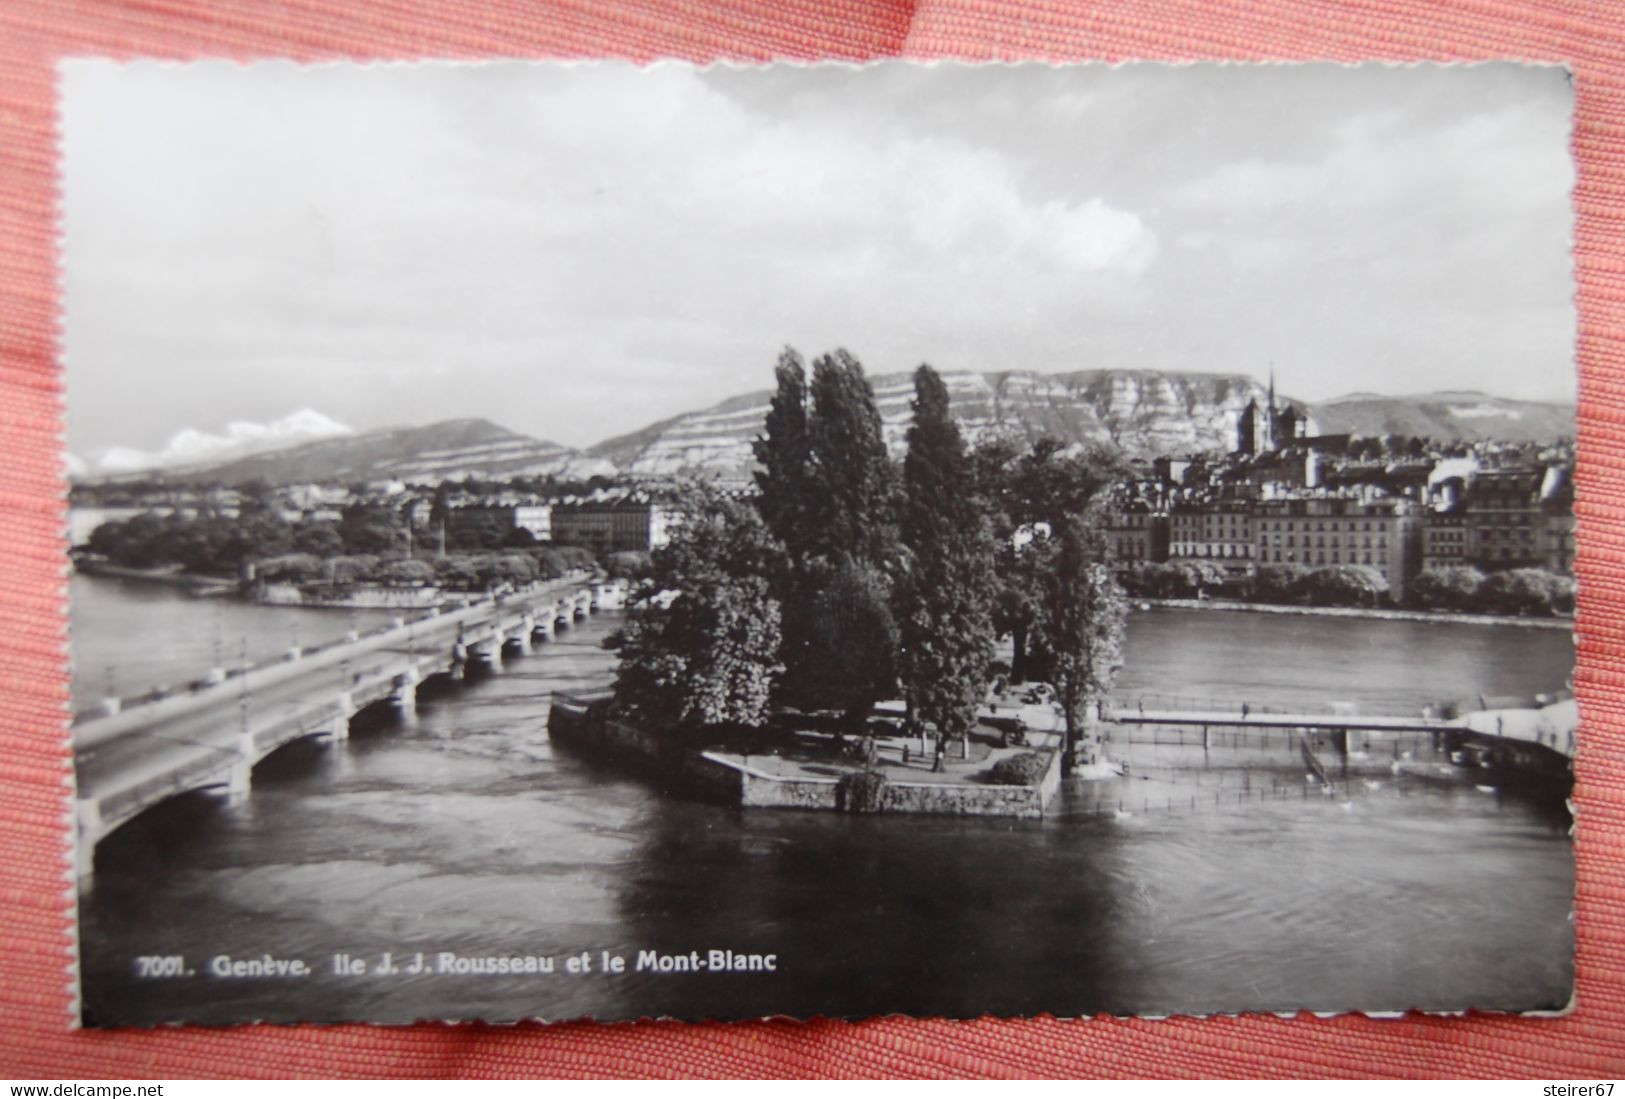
60, 60, 1577, 460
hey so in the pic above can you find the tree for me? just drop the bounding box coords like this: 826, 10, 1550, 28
474, 553, 536, 589
605, 550, 653, 580
971, 436, 1124, 683
754, 347, 903, 722
896, 364, 997, 753
752, 347, 812, 552
503, 526, 538, 549
256, 553, 326, 583
804, 349, 899, 567
328, 554, 381, 584
537, 544, 595, 577
612, 488, 785, 732
292, 522, 344, 558
1252, 563, 1309, 604
1300, 564, 1387, 607
376, 558, 435, 586
435, 555, 483, 590
1407, 565, 1485, 611
1480, 568, 1565, 616
1035, 511, 1126, 769
789, 557, 900, 728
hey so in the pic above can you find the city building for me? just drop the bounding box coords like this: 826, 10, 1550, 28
514, 504, 552, 541
1106, 500, 1170, 565
550, 493, 674, 555
1253, 491, 1423, 600
1168, 497, 1256, 577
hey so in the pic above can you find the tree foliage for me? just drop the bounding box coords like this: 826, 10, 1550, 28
1480, 568, 1569, 617
971, 436, 1124, 683
1407, 565, 1487, 611
612, 488, 785, 731
375, 558, 436, 586
1120, 561, 1226, 599
895, 364, 997, 741
605, 550, 654, 581
753, 347, 902, 722
1251, 563, 1310, 603
1298, 564, 1387, 607
752, 347, 813, 553
1034, 511, 1126, 762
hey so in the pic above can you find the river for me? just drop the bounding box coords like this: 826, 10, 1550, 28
73, 582, 1576, 1025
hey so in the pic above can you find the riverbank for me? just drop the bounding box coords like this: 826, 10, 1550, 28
1144, 597, 1574, 631
72, 557, 239, 595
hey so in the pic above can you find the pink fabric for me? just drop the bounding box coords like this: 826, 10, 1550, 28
2, 0, 1623, 1078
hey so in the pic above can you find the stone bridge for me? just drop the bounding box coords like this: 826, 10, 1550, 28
73, 575, 629, 881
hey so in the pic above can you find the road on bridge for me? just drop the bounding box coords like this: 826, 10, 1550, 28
75, 576, 597, 805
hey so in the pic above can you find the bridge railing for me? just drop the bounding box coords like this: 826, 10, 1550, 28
1110, 688, 1573, 723
72, 577, 596, 726
1109, 692, 1439, 720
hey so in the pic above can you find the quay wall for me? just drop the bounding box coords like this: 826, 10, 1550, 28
548, 701, 1060, 819
1144, 597, 1572, 631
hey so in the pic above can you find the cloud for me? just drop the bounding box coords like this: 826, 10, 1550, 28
60, 62, 1574, 455
93, 409, 352, 474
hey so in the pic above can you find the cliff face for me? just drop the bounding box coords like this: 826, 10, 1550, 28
590, 369, 1292, 479
100, 373, 1573, 489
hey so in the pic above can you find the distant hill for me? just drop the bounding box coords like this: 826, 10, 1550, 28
591, 369, 1298, 480
1311, 391, 1574, 443
81, 375, 1575, 490
108, 418, 610, 486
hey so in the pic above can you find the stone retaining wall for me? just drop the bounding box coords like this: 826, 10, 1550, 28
550, 702, 1062, 819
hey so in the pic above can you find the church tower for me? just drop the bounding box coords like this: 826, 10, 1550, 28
1237, 397, 1261, 455
1263, 366, 1277, 452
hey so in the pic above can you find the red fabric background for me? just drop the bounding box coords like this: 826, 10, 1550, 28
2, 0, 1622, 1079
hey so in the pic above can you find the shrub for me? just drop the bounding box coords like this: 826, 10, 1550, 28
835, 770, 887, 813
988, 750, 1051, 786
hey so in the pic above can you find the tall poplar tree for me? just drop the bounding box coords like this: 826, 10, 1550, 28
806, 349, 899, 566
1035, 509, 1126, 769
751, 347, 812, 553
753, 347, 901, 726
897, 365, 996, 754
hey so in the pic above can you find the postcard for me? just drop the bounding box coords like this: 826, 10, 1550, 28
61, 60, 1577, 1025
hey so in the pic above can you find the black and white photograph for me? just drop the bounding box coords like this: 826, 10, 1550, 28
62, 60, 1578, 1026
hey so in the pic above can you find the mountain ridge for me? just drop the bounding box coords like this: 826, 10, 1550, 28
76, 370, 1575, 488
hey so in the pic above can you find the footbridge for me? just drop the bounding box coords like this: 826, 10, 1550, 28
73, 575, 629, 880
1109, 694, 1576, 768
